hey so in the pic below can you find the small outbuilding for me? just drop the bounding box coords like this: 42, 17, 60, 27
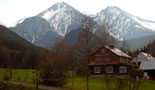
131, 52, 153, 66
140, 59, 155, 80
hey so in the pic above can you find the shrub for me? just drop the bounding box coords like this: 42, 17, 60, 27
40, 62, 66, 86
129, 67, 143, 78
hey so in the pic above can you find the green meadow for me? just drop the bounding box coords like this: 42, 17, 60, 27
0, 68, 155, 90
64, 77, 155, 90
0, 68, 36, 82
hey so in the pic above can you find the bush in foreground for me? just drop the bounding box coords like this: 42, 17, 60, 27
40, 62, 66, 86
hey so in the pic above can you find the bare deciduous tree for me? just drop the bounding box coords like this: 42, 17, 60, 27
76, 15, 117, 90
75, 16, 99, 90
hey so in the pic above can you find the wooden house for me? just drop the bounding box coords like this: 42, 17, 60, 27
88, 45, 132, 76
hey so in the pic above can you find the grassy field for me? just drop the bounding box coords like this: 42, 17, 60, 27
64, 77, 155, 90
64, 77, 115, 90
0, 68, 155, 90
0, 68, 36, 82
139, 80, 155, 90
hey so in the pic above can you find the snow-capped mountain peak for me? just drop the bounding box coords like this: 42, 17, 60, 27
48, 2, 70, 11
38, 2, 72, 20
0, 21, 3, 25
93, 6, 155, 40
10, 4, 155, 50
38, 2, 84, 36
100, 6, 121, 15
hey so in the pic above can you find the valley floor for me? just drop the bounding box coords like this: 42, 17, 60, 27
0, 68, 155, 90
64, 77, 155, 90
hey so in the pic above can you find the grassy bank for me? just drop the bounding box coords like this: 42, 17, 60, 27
0, 81, 46, 90
64, 77, 155, 90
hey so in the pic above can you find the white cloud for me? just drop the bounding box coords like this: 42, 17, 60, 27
0, 0, 61, 26
1, 0, 155, 27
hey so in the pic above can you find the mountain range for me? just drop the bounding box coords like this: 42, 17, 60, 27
93, 6, 155, 40
9, 2, 155, 50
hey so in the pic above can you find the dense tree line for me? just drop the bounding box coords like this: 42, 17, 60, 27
0, 40, 41, 69
128, 40, 155, 57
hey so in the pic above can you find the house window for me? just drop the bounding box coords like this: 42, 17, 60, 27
144, 72, 148, 77
105, 66, 113, 73
119, 66, 127, 73
94, 67, 101, 74
101, 49, 105, 53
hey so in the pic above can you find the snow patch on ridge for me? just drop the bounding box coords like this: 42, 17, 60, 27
41, 8, 63, 20
0, 21, 5, 26
32, 36, 35, 44
132, 17, 155, 31
9, 17, 27, 27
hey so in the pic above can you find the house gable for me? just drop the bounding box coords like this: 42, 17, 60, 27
89, 45, 132, 66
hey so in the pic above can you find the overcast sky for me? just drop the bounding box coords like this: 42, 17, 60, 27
0, 0, 155, 27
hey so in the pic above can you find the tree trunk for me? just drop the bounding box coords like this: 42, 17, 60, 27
105, 76, 109, 90
71, 70, 74, 90
86, 72, 89, 90
133, 79, 136, 90
36, 70, 39, 90
136, 79, 140, 90
36, 78, 39, 90
9, 69, 12, 80
136, 80, 140, 90
129, 78, 132, 90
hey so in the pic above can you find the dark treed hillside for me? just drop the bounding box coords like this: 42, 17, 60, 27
0, 25, 39, 51
142, 40, 155, 57
0, 25, 43, 69
125, 34, 155, 51
129, 40, 155, 57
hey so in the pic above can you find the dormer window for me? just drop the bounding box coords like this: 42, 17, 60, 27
96, 57, 103, 61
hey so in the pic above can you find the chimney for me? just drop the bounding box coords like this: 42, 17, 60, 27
136, 56, 138, 66
109, 45, 114, 49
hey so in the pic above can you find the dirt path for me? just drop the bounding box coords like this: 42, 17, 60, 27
10, 82, 64, 90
